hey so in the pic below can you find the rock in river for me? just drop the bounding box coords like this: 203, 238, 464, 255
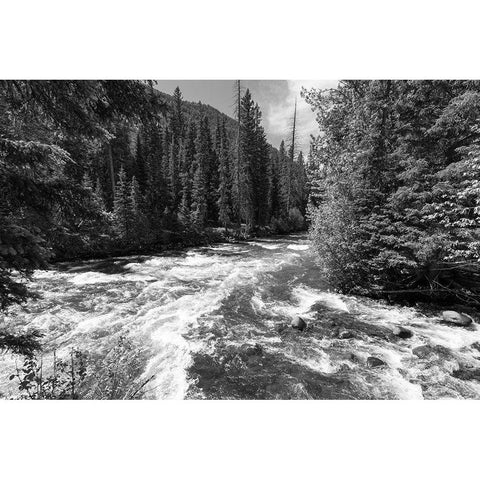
392, 325, 413, 339
441, 311, 473, 327
367, 356, 386, 368
451, 367, 480, 382
338, 329, 355, 339
291, 317, 307, 331
412, 345, 433, 358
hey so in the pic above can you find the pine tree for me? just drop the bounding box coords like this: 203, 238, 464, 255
217, 119, 231, 230
205, 120, 219, 223
171, 86, 184, 141
251, 103, 271, 225
94, 178, 107, 212
127, 175, 143, 238
269, 148, 282, 219
305, 142, 326, 222
113, 167, 129, 238
232, 80, 243, 230
238, 89, 256, 232
292, 151, 308, 215
168, 137, 181, 211
278, 140, 289, 214
179, 122, 197, 226
191, 118, 209, 229
134, 131, 148, 192
144, 123, 166, 228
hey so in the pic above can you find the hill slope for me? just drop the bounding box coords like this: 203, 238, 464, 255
154, 89, 239, 144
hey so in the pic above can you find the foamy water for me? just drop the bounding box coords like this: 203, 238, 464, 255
1, 234, 480, 399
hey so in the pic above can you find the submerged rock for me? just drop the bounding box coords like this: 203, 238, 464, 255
392, 325, 413, 339
412, 345, 433, 358
367, 356, 386, 368
441, 311, 473, 327
338, 329, 354, 339
291, 317, 307, 331
276, 323, 288, 334
451, 367, 480, 382
239, 343, 263, 357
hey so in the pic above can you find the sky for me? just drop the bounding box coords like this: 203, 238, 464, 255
155, 80, 338, 154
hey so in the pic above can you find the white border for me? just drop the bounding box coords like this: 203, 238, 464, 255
2, 0, 480, 79
2, 1, 480, 478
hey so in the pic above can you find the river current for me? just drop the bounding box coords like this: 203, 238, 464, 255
2, 234, 480, 399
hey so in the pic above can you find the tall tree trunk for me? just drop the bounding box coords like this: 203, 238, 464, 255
236, 80, 242, 231
287, 97, 297, 212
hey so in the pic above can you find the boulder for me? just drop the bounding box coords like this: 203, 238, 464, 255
240, 343, 263, 357
367, 356, 386, 368
441, 311, 473, 327
276, 323, 288, 334
291, 317, 307, 331
412, 345, 433, 358
338, 329, 354, 339
330, 326, 341, 338
392, 325, 413, 339
452, 367, 480, 382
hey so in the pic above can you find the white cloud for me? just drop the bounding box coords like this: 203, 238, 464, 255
265, 80, 338, 154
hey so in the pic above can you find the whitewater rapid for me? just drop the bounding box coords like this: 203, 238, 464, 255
1, 234, 480, 399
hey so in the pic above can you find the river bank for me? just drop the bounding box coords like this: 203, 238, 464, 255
2, 233, 480, 399
51, 226, 308, 263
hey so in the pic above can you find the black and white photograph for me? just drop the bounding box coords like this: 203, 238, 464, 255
2, 1, 479, 479
3, 78, 480, 400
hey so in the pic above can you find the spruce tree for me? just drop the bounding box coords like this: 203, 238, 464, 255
128, 175, 143, 238
217, 119, 231, 231
205, 119, 218, 223
113, 167, 129, 238
179, 122, 197, 226
238, 89, 256, 232
171, 86, 184, 141
191, 118, 209, 229
94, 178, 107, 212
168, 137, 180, 211
278, 140, 289, 214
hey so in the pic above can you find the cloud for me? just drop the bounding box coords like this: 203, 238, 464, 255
264, 80, 338, 154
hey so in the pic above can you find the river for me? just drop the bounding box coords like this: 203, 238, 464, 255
1, 233, 480, 399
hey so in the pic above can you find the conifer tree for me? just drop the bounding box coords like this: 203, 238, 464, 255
238, 89, 257, 232
113, 167, 129, 238
278, 140, 289, 213
232, 80, 243, 230
217, 119, 231, 231
94, 178, 107, 212
168, 137, 181, 211
191, 118, 209, 229
127, 175, 143, 238
179, 122, 197, 226
206, 121, 219, 223
134, 131, 148, 192
251, 103, 271, 225
171, 86, 184, 141
269, 148, 282, 219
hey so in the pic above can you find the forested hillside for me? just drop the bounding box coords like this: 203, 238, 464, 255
0, 80, 308, 328
304, 80, 480, 307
